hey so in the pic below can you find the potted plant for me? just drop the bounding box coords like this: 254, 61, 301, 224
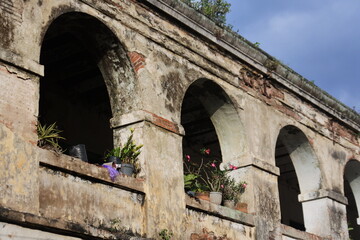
37, 121, 65, 154
183, 148, 226, 204
184, 151, 209, 200
183, 151, 248, 206
104, 146, 122, 168
184, 173, 210, 200
68, 144, 88, 162
223, 176, 247, 209
119, 129, 143, 177
184, 173, 198, 193
205, 162, 226, 205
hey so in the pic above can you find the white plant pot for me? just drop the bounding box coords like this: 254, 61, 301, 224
209, 192, 222, 205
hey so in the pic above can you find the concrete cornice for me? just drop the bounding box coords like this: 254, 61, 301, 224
141, 0, 360, 132
110, 110, 185, 135
298, 189, 348, 205
0, 47, 44, 76
235, 157, 280, 176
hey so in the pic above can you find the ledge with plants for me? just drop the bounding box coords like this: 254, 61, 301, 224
183, 148, 248, 212
39, 149, 145, 193
185, 194, 254, 227
36, 121, 144, 193
37, 121, 65, 154
102, 128, 143, 180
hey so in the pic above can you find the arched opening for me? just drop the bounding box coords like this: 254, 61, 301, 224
275, 129, 305, 230
275, 125, 321, 231
181, 80, 222, 167
181, 79, 245, 192
181, 79, 246, 162
344, 160, 360, 239
39, 12, 133, 163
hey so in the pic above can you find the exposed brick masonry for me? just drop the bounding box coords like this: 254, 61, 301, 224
143, 110, 180, 134
129, 51, 146, 73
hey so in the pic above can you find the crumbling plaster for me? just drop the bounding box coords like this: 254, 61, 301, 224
0, 0, 359, 239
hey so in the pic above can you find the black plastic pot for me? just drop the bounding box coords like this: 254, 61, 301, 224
107, 156, 121, 164
69, 144, 88, 162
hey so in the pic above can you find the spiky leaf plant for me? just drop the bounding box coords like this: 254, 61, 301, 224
120, 129, 143, 165
37, 121, 65, 152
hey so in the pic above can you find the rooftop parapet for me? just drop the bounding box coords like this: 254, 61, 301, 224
143, 0, 360, 132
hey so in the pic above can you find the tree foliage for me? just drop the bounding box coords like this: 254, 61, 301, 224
181, 0, 231, 27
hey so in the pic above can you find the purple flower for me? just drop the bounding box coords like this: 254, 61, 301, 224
103, 165, 119, 181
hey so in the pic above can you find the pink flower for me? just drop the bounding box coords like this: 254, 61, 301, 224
221, 184, 224, 189
211, 163, 216, 168
229, 164, 238, 170
186, 155, 191, 162
242, 183, 247, 188
204, 149, 211, 155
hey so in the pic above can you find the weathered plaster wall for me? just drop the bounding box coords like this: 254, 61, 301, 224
114, 122, 186, 236
0, 222, 81, 240
0, 124, 39, 215
184, 209, 254, 239
0, 64, 39, 143
0, 0, 359, 239
39, 167, 145, 235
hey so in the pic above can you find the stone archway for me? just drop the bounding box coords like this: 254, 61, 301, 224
275, 125, 322, 231
39, 12, 135, 163
181, 79, 246, 165
344, 159, 360, 239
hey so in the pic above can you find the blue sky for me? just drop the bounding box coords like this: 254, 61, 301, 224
226, 0, 360, 112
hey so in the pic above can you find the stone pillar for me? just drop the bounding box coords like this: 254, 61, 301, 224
229, 157, 281, 239
299, 189, 349, 239
0, 59, 42, 143
0, 59, 43, 215
111, 110, 185, 238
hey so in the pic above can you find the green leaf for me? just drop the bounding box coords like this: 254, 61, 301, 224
37, 121, 65, 152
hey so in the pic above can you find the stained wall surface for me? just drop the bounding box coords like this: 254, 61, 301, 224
0, 0, 359, 239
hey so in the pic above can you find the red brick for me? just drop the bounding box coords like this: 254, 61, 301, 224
143, 110, 180, 134
128, 51, 146, 73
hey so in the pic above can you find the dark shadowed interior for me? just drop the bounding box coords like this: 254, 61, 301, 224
39, 13, 115, 163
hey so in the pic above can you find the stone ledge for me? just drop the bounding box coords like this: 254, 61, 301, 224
39, 148, 145, 194
281, 224, 326, 240
185, 195, 255, 226
236, 157, 280, 176
298, 189, 348, 205
110, 110, 185, 135
0, 207, 149, 240
0, 47, 44, 76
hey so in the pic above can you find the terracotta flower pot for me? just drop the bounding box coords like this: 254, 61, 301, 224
195, 192, 210, 201
235, 202, 248, 213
